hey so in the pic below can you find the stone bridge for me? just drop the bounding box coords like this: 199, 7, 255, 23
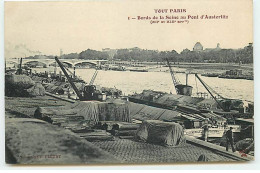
6, 58, 108, 68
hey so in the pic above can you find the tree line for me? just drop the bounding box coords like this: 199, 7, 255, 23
26, 44, 253, 64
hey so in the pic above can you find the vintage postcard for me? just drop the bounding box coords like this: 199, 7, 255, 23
4, 0, 254, 165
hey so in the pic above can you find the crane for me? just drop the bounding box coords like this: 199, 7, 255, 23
55, 56, 105, 101
166, 58, 180, 87
194, 73, 231, 112
166, 58, 193, 96
55, 56, 84, 100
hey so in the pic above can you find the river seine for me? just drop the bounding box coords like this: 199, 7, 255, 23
32, 67, 254, 102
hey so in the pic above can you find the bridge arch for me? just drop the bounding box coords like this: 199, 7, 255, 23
74, 61, 97, 68
6, 60, 18, 65
61, 61, 74, 68
5, 60, 18, 68
6, 60, 18, 63
24, 60, 48, 68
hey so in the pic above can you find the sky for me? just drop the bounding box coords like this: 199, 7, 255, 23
4, 0, 253, 58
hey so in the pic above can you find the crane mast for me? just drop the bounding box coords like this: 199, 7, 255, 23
166, 58, 193, 96
55, 56, 83, 100
195, 73, 227, 111
166, 58, 180, 93
89, 70, 98, 85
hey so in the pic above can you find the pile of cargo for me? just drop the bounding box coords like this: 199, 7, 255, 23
128, 100, 228, 129
135, 120, 186, 146
34, 100, 131, 124
129, 90, 208, 108
111, 122, 140, 139
33, 100, 133, 141
5, 74, 45, 97
91, 121, 140, 139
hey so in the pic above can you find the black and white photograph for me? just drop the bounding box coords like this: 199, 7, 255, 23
3, 0, 255, 166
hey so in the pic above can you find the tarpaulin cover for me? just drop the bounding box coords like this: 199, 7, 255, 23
129, 102, 182, 121
196, 99, 218, 109
34, 101, 131, 125
130, 90, 204, 107
135, 120, 186, 146
31, 76, 45, 82
27, 82, 45, 96
158, 109, 182, 122
129, 102, 146, 116
44, 82, 68, 94
5, 74, 45, 97
5, 74, 35, 89
133, 106, 166, 120
174, 95, 203, 105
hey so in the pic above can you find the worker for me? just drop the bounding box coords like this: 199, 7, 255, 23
226, 127, 236, 152
203, 124, 209, 142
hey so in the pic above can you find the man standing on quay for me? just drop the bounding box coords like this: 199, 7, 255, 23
226, 127, 236, 152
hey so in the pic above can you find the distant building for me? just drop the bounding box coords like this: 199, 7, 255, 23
204, 43, 221, 52
193, 42, 203, 52
60, 49, 63, 57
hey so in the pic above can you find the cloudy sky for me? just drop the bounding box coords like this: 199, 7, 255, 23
5, 0, 253, 58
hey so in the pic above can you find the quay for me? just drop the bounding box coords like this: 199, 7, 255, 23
5, 95, 251, 164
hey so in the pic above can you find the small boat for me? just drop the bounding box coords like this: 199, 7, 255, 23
201, 73, 220, 77
129, 69, 148, 72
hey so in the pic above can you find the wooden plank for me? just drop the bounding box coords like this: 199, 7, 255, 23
45, 92, 76, 103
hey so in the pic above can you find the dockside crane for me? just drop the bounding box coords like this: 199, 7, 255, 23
55, 56, 84, 100
194, 73, 230, 112
55, 56, 105, 101
166, 58, 193, 96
